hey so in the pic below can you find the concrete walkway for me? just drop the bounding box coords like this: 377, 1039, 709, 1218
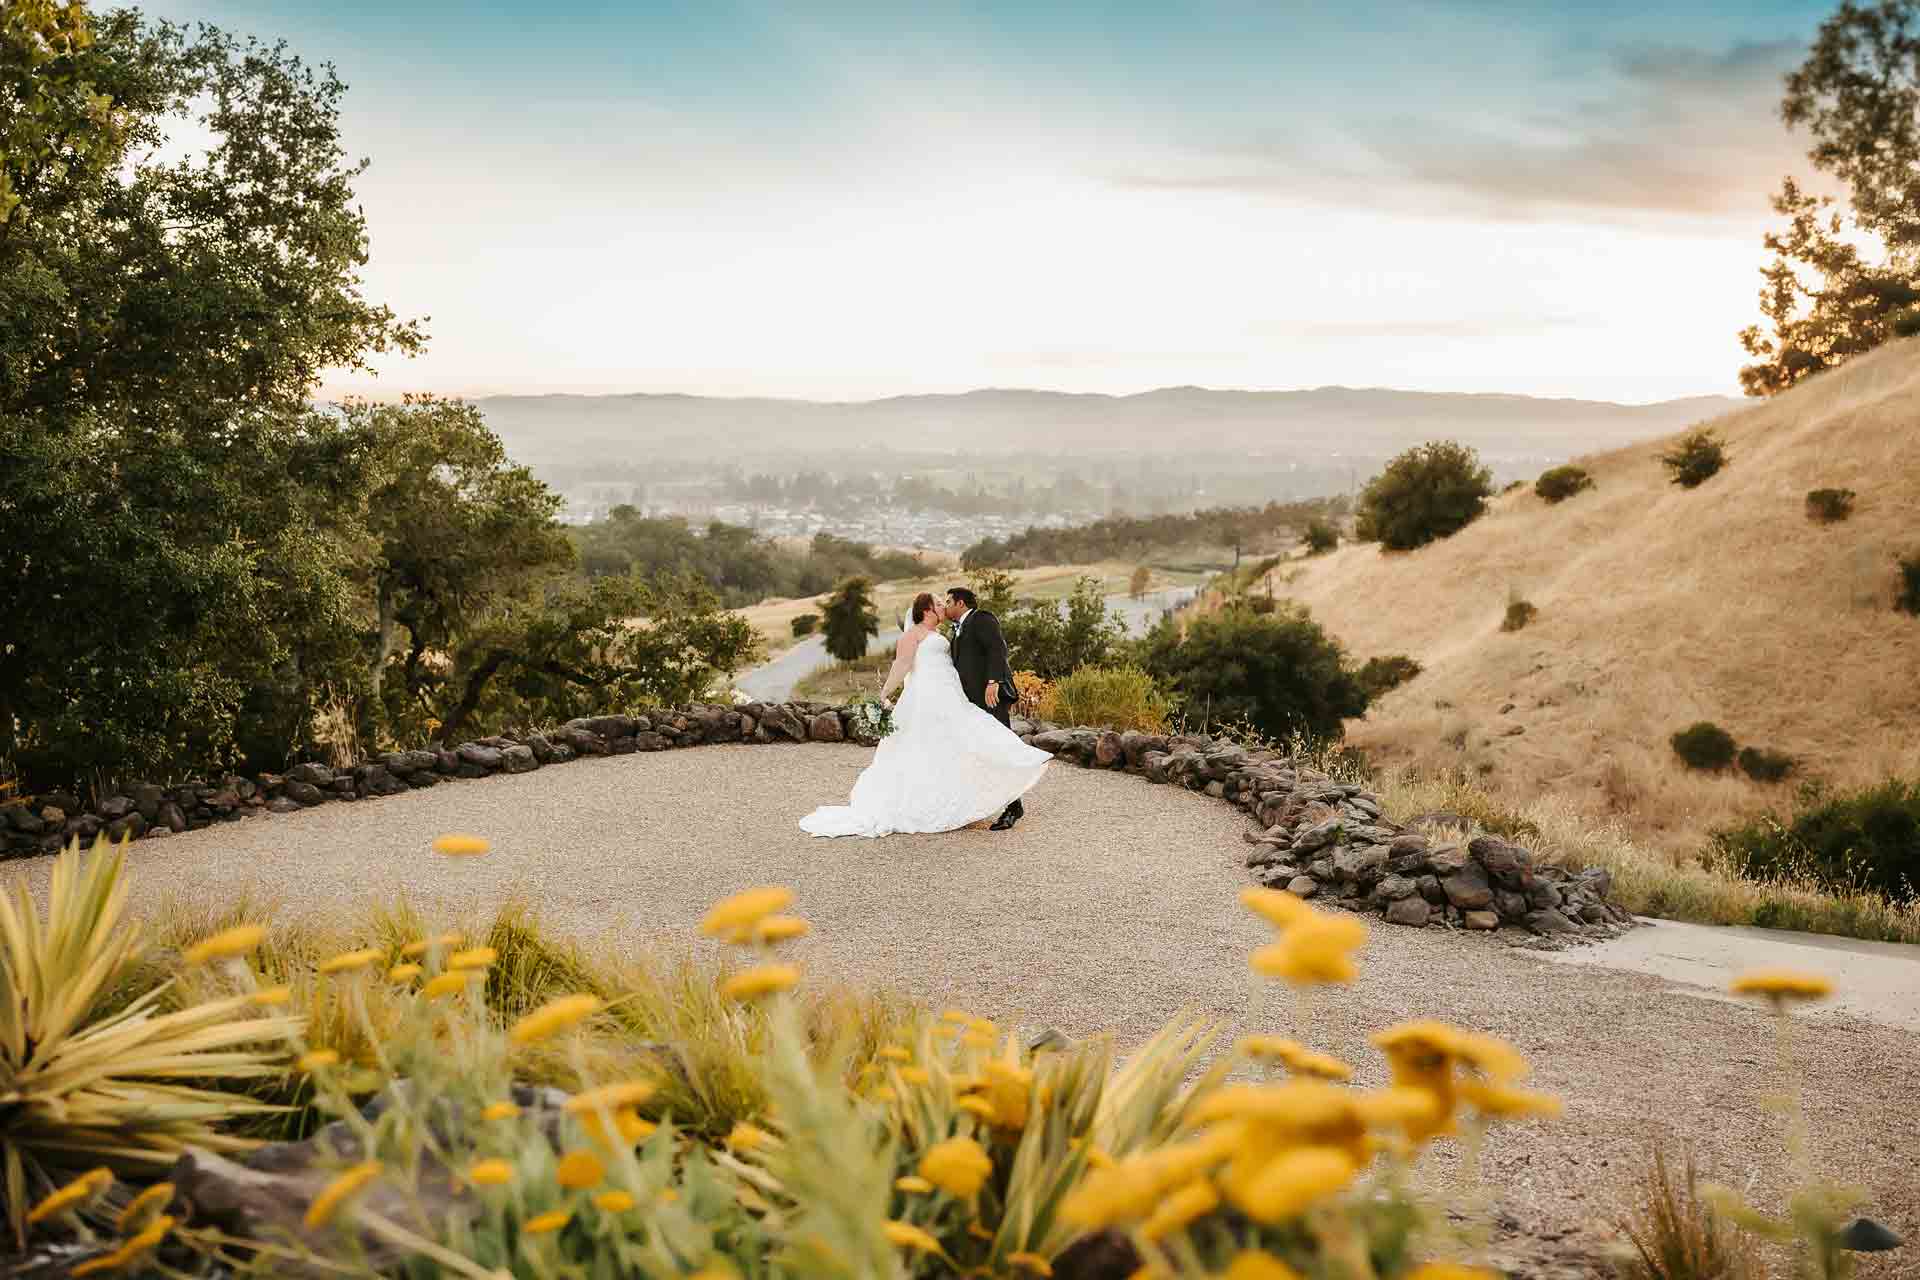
17, 746, 1918, 1270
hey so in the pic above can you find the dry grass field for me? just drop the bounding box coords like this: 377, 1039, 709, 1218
1279, 338, 1920, 860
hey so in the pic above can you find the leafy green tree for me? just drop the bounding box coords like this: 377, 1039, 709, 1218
350, 398, 573, 713
1353, 442, 1494, 551
820, 577, 879, 663
433, 572, 758, 743
1000, 576, 1128, 680
1129, 565, 1152, 599
1135, 606, 1368, 742
1739, 2, 1920, 394
1660, 429, 1728, 489
0, 7, 421, 784
1304, 519, 1339, 553
965, 568, 1018, 617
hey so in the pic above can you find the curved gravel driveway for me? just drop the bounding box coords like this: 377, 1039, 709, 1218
22, 745, 1919, 1273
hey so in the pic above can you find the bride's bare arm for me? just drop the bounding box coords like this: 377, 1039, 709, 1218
880, 630, 921, 700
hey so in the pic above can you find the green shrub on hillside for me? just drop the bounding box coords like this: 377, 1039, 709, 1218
1501, 600, 1538, 632
1356, 654, 1423, 700
1660, 429, 1728, 489
1804, 488, 1856, 523
790, 613, 819, 638
1135, 605, 1368, 742
1534, 466, 1595, 504
1304, 519, 1339, 553
1897, 551, 1920, 616
1737, 746, 1796, 783
1353, 441, 1495, 551
820, 577, 880, 663
999, 575, 1129, 679
1038, 665, 1173, 732
1671, 722, 1738, 771
1714, 779, 1920, 902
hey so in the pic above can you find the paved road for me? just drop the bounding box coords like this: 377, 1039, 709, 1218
736, 586, 1198, 702
25, 746, 1916, 1265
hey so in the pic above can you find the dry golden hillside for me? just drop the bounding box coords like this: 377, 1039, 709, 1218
1284, 339, 1920, 857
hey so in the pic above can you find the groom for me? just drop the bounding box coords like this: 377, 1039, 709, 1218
944, 587, 1026, 831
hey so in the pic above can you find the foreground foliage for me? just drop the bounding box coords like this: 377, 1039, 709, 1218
1035, 665, 1173, 733
1135, 607, 1369, 743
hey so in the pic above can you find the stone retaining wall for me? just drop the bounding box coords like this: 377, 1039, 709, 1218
0, 702, 1632, 937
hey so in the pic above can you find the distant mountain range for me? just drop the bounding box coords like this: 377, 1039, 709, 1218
473, 384, 1746, 466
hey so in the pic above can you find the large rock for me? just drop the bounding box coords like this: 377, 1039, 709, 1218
286, 762, 334, 787
1293, 817, 1344, 854
809, 712, 844, 743
281, 780, 325, 807
1331, 842, 1386, 882
1523, 907, 1581, 935
1385, 896, 1432, 927
499, 745, 539, 774
456, 742, 504, 771
1373, 874, 1419, 902
1286, 875, 1320, 899
1440, 862, 1494, 910
1470, 835, 1535, 889
1094, 732, 1125, 768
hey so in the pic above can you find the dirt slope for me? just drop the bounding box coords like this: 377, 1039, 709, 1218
1284, 340, 1920, 855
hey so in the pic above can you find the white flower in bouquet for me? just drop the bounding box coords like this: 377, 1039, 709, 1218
847, 693, 895, 740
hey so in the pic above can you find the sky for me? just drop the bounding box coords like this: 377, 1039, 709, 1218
148, 0, 1843, 403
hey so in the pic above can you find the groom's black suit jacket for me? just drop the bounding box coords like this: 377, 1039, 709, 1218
951, 609, 1019, 727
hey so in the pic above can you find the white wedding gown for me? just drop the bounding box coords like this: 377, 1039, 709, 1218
799, 631, 1050, 838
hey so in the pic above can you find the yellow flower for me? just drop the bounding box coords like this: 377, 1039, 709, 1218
182, 924, 266, 965
555, 1150, 605, 1189
978, 1059, 1034, 1130
432, 833, 490, 857
482, 1101, 521, 1121
594, 1190, 635, 1213
71, 1214, 174, 1276
961, 1030, 995, 1050
1730, 968, 1834, 1002
250, 985, 292, 1006
968, 1222, 994, 1241
755, 914, 811, 943
523, 1209, 571, 1235
1371, 1020, 1472, 1142
657, 1188, 680, 1204
1009, 1252, 1055, 1276
116, 1182, 175, 1231
1239, 886, 1315, 929
1224, 1252, 1306, 1280
1454, 1030, 1529, 1082
304, 1161, 381, 1229
895, 1175, 933, 1193
882, 1220, 947, 1255
899, 1066, 931, 1085
1403, 1266, 1503, 1280
1458, 1081, 1562, 1120
956, 1096, 995, 1120
1351, 1087, 1443, 1133
401, 932, 462, 958
726, 1122, 775, 1152
720, 964, 799, 1002
386, 963, 423, 982
297, 1049, 340, 1071
1236, 1036, 1353, 1081
448, 946, 497, 970
468, 1159, 514, 1186
699, 886, 795, 937
1060, 1163, 1163, 1227
1141, 1178, 1220, 1240
422, 971, 475, 999
877, 1046, 912, 1062
1225, 1146, 1356, 1223
317, 948, 383, 974
565, 1081, 658, 1113
939, 1008, 974, 1023
509, 994, 603, 1045
28, 1168, 113, 1223
919, 1136, 993, 1197
580, 1106, 656, 1148
1248, 914, 1368, 986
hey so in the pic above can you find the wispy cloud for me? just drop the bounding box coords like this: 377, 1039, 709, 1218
1107, 41, 1816, 224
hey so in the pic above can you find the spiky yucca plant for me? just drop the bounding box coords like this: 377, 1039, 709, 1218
0, 838, 296, 1242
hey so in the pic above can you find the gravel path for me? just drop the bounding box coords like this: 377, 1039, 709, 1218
23, 745, 1918, 1271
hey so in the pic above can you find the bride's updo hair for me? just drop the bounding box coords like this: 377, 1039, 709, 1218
910, 591, 938, 624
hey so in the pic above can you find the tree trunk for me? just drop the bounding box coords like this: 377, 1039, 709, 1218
436, 649, 511, 746
370, 583, 396, 703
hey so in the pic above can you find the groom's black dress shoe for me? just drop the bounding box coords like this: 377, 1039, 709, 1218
990, 800, 1024, 831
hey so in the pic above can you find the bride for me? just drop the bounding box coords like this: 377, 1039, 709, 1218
799, 592, 1050, 838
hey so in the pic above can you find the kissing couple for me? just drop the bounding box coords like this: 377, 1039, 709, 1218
799, 587, 1050, 839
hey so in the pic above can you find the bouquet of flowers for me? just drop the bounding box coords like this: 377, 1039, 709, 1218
846, 693, 895, 743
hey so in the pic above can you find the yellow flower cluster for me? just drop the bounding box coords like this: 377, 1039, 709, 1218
1241, 888, 1368, 986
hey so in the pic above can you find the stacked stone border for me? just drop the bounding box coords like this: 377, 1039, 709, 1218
2, 701, 1633, 938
